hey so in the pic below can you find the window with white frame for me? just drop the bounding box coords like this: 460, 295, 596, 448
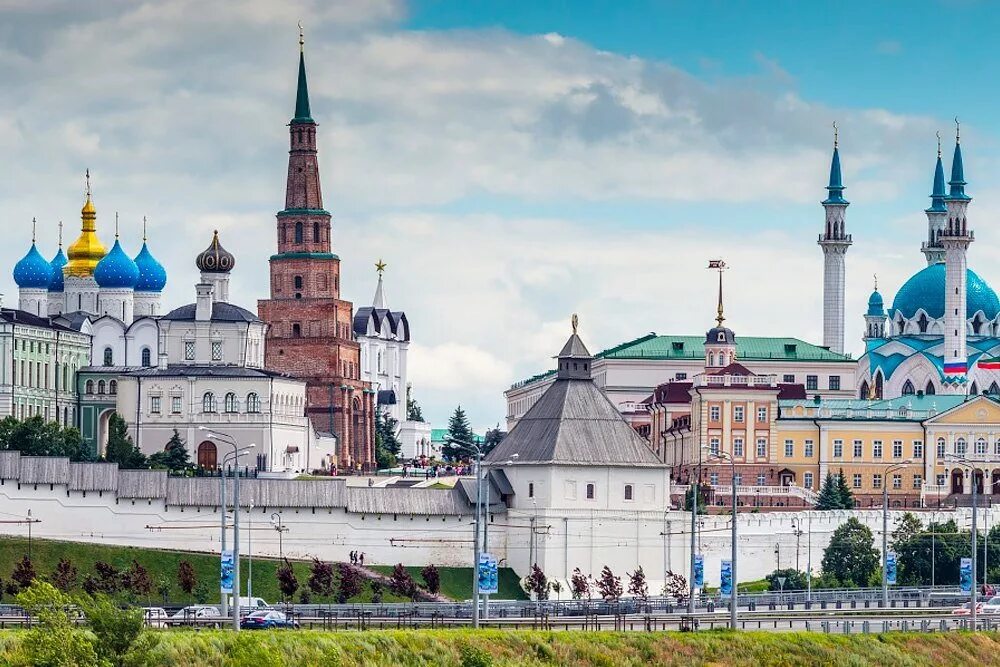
833, 440, 843, 458
913, 474, 923, 489
873, 441, 883, 458
733, 438, 744, 457
783, 374, 795, 383
936, 473, 946, 486
804, 440, 814, 458
211, 341, 223, 361
171, 396, 182, 414
756, 438, 767, 457
224, 392, 237, 413
873, 474, 883, 489
733, 406, 744, 422
709, 472, 719, 485
709, 438, 720, 455
853, 473, 862, 489
784, 440, 794, 457
892, 474, 902, 489
892, 441, 903, 458
184, 341, 195, 361
957, 438, 967, 455
938, 438, 946, 457
995, 439, 1000, 455
757, 407, 767, 422
757, 473, 766, 486
733, 473, 743, 486
202, 392, 217, 413
803, 472, 813, 488
854, 440, 863, 458
247, 392, 260, 413
976, 438, 988, 455
150, 396, 161, 414
709, 405, 721, 421
913, 441, 923, 458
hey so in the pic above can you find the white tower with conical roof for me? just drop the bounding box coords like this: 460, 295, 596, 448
940, 122, 974, 393
818, 125, 851, 355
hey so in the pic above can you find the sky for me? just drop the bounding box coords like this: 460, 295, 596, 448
5, 0, 1000, 431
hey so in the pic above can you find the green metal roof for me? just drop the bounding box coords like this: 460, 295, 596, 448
778, 395, 967, 421
430, 428, 483, 444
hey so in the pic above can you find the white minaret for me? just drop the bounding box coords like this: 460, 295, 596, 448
818, 124, 851, 355
922, 133, 948, 266
940, 121, 973, 394
863, 276, 887, 341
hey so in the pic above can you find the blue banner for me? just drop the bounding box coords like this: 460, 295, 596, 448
694, 555, 704, 588
220, 550, 234, 593
886, 552, 897, 585
478, 552, 498, 595
960, 557, 973, 593
720, 560, 733, 597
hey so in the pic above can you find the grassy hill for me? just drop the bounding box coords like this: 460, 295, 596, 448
370, 564, 526, 601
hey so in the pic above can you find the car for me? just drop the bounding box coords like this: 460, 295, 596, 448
142, 607, 170, 628
240, 610, 298, 630
952, 601, 983, 616
981, 596, 1000, 615
169, 605, 222, 627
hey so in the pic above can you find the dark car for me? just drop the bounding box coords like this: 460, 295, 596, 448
240, 610, 298, 629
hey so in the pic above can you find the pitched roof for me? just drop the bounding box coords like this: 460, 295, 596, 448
161, 302, 260, 323
486, 377, 664, 467
558, 333, 591, 358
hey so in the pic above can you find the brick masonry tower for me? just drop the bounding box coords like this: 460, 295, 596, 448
258, 31, 375, 471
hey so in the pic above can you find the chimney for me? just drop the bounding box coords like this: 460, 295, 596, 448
195, 283, 214, 321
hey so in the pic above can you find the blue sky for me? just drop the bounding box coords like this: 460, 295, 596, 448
4, 0, 1000, 432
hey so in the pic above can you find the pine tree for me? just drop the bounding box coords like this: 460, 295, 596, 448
815, 473, 840, 510
104, 414, 147, 469
836, 470, 855, 509
443, 406, 474, 461
406, 386, 424, 422
482, 426, 506, 457
375, 411, 401, 469
149, 429, 192, 473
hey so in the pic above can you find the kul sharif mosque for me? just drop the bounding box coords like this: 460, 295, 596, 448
821, 122, 1000, 400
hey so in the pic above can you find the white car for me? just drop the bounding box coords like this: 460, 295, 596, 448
981, 596, 1000, 614
169, 605, 222, 627
142, 607, 169, 628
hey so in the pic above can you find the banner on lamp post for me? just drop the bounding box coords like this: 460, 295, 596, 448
478, 552, 498, 595
720, 560, 733, 597
220, 550, 234, 594
960, 557, 973, 593
886, 552, 897, 585
694, 555, 704, 588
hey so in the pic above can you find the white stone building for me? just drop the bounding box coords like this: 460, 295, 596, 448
353, 265, 410, 424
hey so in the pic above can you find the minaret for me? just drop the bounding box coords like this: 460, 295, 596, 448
818, 123, 851, 355
863, 275, 887, 341
940, 120, 973, 393
921, 133, 948, 265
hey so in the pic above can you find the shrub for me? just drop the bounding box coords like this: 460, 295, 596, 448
308, 559, 335, 599
337, 562, 363, 603
177, 560, 196, 595
277, 559, 299, 602
525, 565, 548, 600
10, 555, 36, 592
570, 568, 590, 600
16, 581, 98, 667
596, 566, 623, 602
78, 593, 158, 667
459, 642, 494, 667
370, 580, 384, 604
628, 566, 649, 601
389, 563, 417, 600
421, 564, 441, 595
51, 557, 78, 592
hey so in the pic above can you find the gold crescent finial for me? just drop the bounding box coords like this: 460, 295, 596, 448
85, 169, 91, 199
571, 313, 579, 335
375, 259, 386, 275
832, 121, 838, 148
955, 117, 961, 144
298, 21, 304, 52
936, 131, 942, 157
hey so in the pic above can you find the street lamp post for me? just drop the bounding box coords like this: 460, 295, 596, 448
791, 520, 803, 572
946, 455, 981, 630
881, 461, 911, 608
704, 447, 738, 631
447, 438, 486, 629
26, 509, 32, 560
270, 513, 287, 562
806, 510, 813, 603
217, 447, 249, 618
248, 501, 254, 601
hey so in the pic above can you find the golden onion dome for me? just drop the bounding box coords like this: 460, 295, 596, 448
64, 173, 107, 278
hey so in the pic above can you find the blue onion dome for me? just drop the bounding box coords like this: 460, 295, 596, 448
94, 239, 140, 289
13, 243, 53, 289
891, 262, 1000, 320
133, 242, 166, 292
867, 289, 884, 316
48, 248, 67, 292
195, 230, 235, 273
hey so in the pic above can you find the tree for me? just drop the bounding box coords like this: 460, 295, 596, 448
765, 568, 808, 592
94, 561, 122, 594
662, 571, 688, 602
16, 582, 98, 667
336, 562, 363, 603
628, 566, 649, 601
78, 593, 157, 667
482, 426, 506, 457
815, 473, 841, 510
0, 416, 92, 461
443, 406, 474, 461
596, 566, 623, 602
104, 413, 147, 469
149, 429, 192, 473
421, 564, 441, 595
10, 555, 36, 592
156, 577, 171, 605
276, 559, 299, 602
388, 563, 417, 600
308, 559, 335, 599
891, 512, 923, 548
177, 560, 196, 596
406, 386, 424, 422
836, 470, 855, 508
193, 581, 211, 604
549, 580, 564, 600
683, 486, 707, 514
525, 564, 548, 600
375, 411, 401, 470
125, 560, 153, 600
821, 517, 879, 587
570, 568, 590, 601
51, 557, 78, 592
370, 580, 384, 603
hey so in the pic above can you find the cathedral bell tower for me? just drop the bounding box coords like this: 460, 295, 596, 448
818, 124, 851, 355
257, 26, 375, 471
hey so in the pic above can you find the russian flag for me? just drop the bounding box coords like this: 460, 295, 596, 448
944, 361, 968, 374
979, 358, 1000, 371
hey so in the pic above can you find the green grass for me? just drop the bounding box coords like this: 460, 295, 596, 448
0, 536, 407, 605
370, 565, 527, 600
4, 629, 1000, 666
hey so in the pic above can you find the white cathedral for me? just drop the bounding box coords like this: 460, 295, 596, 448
819, 126, 1000, 399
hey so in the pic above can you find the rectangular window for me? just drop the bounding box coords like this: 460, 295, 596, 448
804, 440, 814, 458
528, 483, 534, 498
757, 473, 766, 486
829, 375, 841, 390
806, 375, 818, 391
757, 407, 767, 422
150, 396, 161, 414
873, 441, 883, 458
957, 439, 967, 455
853, 473, 862, 489
936, 473, 946, 487
756, 438, 767, 457
937, 439, 946, 457
211, 341, 223, 361
892, 441, 903, 459
733, 473, 743, 486
913, 441, 924, 458
977, 439, 988, 455
913, 475, 923, 489
804, 472, 814, 488
782, 374, 795, 383
586, 483, 595, 500
44, 364, 49, 389
171, 396, 182, 414
709, 472, 719, 486
675, 372, 687, 380
892, 474, 902, 490
784, 440, 794, 457
184, 341, 195, 361
709, 438, 720, 455
733, 406, 744, 422
833, 440, 843, 458
873, 474, 883, 489
709, 406, 721, 421
733, 438, 744, 457
624, 484, 633, 501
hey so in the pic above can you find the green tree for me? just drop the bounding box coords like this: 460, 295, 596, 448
149, 429, 192, 473
891, 512, 923, 547
765, 568, 808, 592
482, 426, 506, 457
821, 517, 879, 587
78, 593, 157, 667
104, 413, 147, 469
836, 470, 855, 508
374, 411, 401, 469
405, 386, 424, 422
683, 486, 707, 514
16, 582, 98, 667
443, 405, 474, 461
815, 473, 841, 510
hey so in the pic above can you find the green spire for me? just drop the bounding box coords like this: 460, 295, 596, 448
292, 26, 313, 124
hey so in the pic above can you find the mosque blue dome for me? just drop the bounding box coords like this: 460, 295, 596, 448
133, 242, 166, 292
94, 239, 140, 289
13, 243, 53, 289
48, 248, 67, 292
867, 289, 884, 316
891, 262, 1000, 320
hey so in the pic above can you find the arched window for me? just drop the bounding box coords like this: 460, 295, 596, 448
224, 392, 237, 413
313, 222, 320, 242
956, 437, 967, 455
925, 381, 936, 395
859, 381, 869, 399
97, 380, 106, 394
108, 380, 117, 395
202, 392, 217, 413
103, 347, 113, 366
918, 313, 929, 333
990, 382, 1000, 395
85, 380, 94, 395
874, 372, 884, 400
141, 347, 151, 367
586, 483, 595, 499
294, 222, 303, 244
901, 380, 915, 395
977, 438, 988, 455
971, 382, 980, 395
247, 392, 260, 413
294, 276, 303, 289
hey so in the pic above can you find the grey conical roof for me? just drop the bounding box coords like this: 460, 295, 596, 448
558, 333, 591, 359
